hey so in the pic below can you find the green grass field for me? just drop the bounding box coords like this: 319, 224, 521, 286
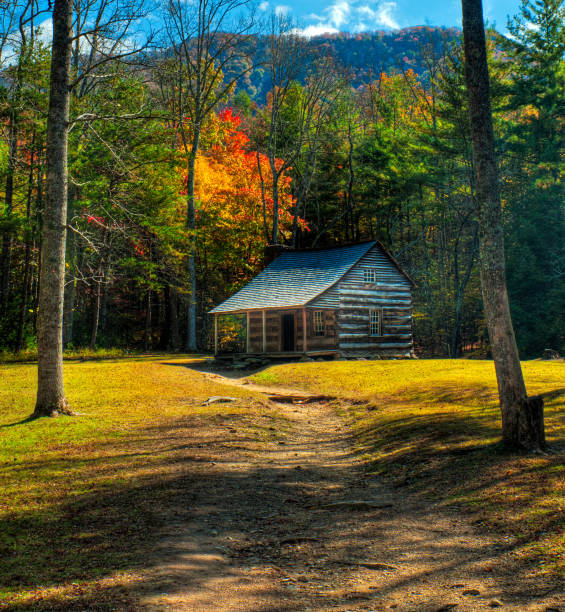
251, 359, 565, 578
1, 356, 563, 609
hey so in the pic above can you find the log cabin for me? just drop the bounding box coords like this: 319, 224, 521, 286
209, 241, 414, 359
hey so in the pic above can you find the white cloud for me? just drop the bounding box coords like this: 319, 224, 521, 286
296, 0, 400, 37
36, 19, 53, 44
275, 4, 291, 16
258, 1, 269, 11
327, 1, 352, 28
297, 24, 340, 37
1, 18, 52, 66
356, 2, 400, 30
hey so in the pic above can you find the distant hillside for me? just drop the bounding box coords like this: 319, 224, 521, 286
236, 26, 461, 100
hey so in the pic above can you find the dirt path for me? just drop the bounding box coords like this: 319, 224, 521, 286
138, 373, 564, 612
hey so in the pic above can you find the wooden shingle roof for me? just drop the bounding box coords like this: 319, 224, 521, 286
210, 242, 379, 314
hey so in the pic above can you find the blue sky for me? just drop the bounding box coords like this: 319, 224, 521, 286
261, 0, 523, 35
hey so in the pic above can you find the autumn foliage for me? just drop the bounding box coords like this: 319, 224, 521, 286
181, 108, 306, 298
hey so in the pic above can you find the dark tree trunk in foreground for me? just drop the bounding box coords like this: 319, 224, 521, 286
461, 0, 545, 450
34, 0, 73, 417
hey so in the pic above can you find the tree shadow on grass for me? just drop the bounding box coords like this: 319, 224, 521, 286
0, 415, 38, 429
163, 358, 292, 381
2, 385, 564, 610
0, 412, 312, 611
349, 383, 565, 588
0, 408, 511, 610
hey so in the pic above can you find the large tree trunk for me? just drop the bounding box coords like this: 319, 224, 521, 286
461, 0, 545, 450
34, 0, 73, 417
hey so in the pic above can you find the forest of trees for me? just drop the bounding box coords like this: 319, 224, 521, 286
0, 0, 563, 361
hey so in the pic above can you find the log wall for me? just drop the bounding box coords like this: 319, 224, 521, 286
312, 245, 413, 357
245, 308, 338, 353
248, 311, 264, 353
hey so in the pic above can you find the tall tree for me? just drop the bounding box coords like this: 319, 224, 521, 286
499, 0, 565, 357
34, 0, 73, 416
461, 0, 545, 449
159, 0, 255, 351
253, 15, 338, 246
33, 0, 153, 416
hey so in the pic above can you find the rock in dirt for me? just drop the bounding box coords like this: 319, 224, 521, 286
489, 601, 503, 608
434, 605, 458, 612
462, 589, 481, 596
204, 396, 237, 405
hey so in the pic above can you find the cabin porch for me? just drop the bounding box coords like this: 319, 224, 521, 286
212, 307, 338, 357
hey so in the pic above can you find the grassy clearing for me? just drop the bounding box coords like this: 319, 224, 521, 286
0, 347, 137, 364
251, 359, 565, 580
0, 356, 284, 610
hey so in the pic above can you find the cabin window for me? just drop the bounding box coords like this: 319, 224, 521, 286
313, 311, 325, 336
369, 309, 381, 336
364, 268, 378, 283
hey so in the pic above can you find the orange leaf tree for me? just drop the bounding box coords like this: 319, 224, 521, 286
180, 108, 307, 312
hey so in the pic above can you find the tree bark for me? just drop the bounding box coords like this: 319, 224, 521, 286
34, 0, 73, 417
461, 0, 544, 450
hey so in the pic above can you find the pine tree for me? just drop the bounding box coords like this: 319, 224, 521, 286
500, 0, 565, 357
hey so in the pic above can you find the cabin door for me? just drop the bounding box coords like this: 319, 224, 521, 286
282, 313, 295, 351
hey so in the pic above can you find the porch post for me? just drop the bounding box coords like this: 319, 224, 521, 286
262, 310, 266, 353
214, 313, 218, 355
246, 311, 250, 353
302, 307, 307, 353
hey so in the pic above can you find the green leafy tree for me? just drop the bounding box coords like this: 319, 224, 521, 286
499, 0, 565, 356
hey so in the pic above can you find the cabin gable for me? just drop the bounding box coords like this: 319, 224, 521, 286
309, 244, 413, 357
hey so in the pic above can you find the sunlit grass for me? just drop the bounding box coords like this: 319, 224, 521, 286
251, 358, 565, 578
0, 356, 278, 610
0, 346, 138, 363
